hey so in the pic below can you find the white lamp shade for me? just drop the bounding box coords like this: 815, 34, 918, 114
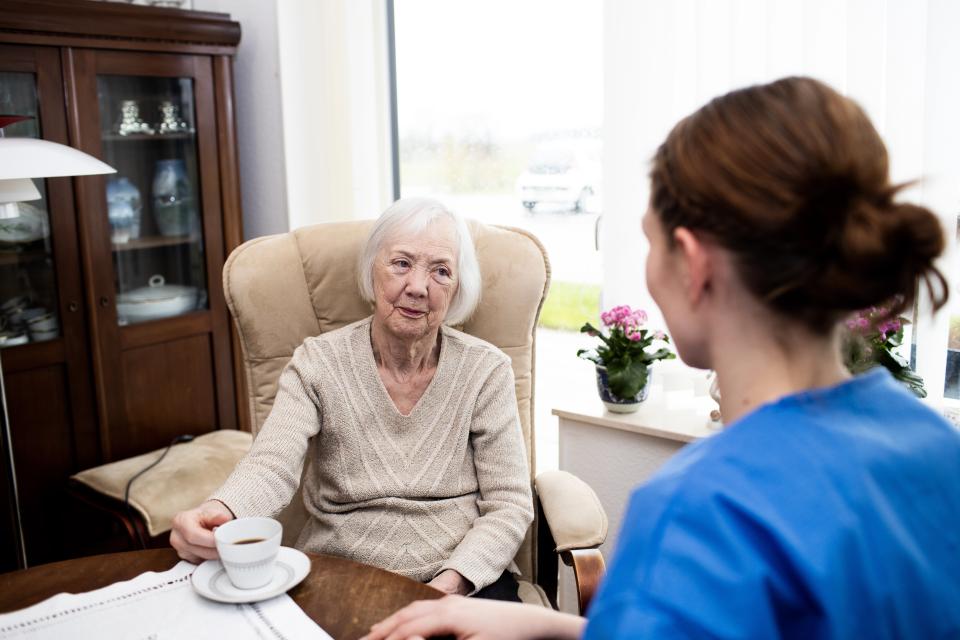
0, 137, 115, 180
0, 178, 41, 204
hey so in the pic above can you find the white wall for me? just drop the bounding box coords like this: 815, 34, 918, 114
192, 0, 290, 239
193, 0, 395, 237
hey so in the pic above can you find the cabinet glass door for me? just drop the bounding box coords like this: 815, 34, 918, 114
0, 72, 61, 347
96, 75, 208, 326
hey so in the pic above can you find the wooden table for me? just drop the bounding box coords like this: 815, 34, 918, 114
0, 548, 444, 639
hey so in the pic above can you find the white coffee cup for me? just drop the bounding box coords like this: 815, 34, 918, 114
214, 517, 282, 589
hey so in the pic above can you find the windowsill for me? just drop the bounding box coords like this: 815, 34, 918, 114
553, 369, 960, 440
553, 404, 717, 443
552, 369, 720, 444
937, 402, 960, 429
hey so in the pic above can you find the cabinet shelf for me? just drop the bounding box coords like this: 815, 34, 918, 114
112, 234, 197, 251
101, 132, 194, 142
0, 248, 50, 266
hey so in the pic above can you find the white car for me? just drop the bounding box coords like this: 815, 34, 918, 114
516, 140, 601, 212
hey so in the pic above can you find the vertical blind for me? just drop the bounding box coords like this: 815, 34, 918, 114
602, 0, 960, 407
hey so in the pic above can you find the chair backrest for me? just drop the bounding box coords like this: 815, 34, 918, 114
223, 219, 550, 581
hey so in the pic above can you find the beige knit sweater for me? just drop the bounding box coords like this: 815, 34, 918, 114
211, 317, 533, 591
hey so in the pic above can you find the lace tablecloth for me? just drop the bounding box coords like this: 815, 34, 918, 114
0, 561, 332, 639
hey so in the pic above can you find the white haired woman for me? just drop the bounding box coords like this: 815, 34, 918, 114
170, 197, 534, 600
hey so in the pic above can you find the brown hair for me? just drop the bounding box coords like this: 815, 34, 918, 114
650, 76, 948, 332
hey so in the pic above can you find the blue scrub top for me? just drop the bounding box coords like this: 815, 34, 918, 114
584, 369, 960, 639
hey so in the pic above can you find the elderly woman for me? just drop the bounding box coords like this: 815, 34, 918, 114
171, 198, 534, 600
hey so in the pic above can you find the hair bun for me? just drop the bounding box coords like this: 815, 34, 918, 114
802, 193, 948, 319
835, 193, 899, 271
889, 201, 947, 266
650, 77, 949, 332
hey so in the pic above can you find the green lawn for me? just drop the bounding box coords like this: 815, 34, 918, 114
538, 281, 601, 332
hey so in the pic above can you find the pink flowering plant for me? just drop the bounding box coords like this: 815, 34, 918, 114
842, 305, 926, 397
578, 305, 676, 399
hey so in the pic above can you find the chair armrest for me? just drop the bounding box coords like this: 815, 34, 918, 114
535, 470, 608, 551
560, 548, 606, 615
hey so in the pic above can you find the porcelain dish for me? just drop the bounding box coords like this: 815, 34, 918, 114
116, 274, 198, 323
0, 203, 49, 244
191, 546, 310, 604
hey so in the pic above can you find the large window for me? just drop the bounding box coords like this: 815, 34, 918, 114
392, 0, 604, 469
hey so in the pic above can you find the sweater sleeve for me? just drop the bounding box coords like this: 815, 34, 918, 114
438, 356, 534, 592
209, 342, 322, 518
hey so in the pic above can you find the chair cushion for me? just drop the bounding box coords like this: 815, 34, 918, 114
516, 579, 552, 607
71, 430, 252, 537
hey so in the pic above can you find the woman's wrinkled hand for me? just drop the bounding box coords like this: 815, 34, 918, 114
427, 569, 472, 596
169, 499, 234, 563
360, 595, 585, 640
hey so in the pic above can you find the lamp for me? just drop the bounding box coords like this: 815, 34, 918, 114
0, 117, 115, 218
0, 115, 115, 568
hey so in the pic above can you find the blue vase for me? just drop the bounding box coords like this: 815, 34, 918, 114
152, 159, 196, 237
595, 365, 651, 413
106, 176, 142, 243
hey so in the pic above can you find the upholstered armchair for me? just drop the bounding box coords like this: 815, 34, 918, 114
225, 219, 608, 612
71, 219, 608, 612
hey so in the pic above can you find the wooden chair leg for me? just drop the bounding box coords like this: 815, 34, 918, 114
68, 482, 148, 550
560, 548, 606, 615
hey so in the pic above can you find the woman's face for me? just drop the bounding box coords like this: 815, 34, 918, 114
642, 208, 711, 369
372, 218, 459, 341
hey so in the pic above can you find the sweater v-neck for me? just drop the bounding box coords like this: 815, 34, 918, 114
362, 319, 449, 419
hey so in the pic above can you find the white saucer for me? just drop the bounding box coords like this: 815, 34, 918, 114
191, 546, 311, 603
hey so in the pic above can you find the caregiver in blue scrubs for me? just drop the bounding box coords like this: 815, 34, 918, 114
363, 76, 960, 640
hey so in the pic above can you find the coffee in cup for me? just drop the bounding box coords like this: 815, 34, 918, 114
213, 517, 282, 589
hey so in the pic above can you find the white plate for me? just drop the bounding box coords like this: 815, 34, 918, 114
191, 546, 310, 604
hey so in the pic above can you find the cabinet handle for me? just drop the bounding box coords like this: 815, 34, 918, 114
99, 296, 110, 308
68, 301, 79, 313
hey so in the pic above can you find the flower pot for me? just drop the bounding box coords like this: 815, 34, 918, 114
595, 365, 651, 413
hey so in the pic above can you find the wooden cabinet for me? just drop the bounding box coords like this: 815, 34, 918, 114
0, 0, 244, 569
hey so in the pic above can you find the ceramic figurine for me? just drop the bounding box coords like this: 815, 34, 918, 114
157, 101, 192, 134
117, 100, 155, 136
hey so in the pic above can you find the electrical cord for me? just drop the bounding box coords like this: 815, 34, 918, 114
123, 434, 195, 548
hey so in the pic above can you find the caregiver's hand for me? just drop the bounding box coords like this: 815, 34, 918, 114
360, 595, 585, 640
